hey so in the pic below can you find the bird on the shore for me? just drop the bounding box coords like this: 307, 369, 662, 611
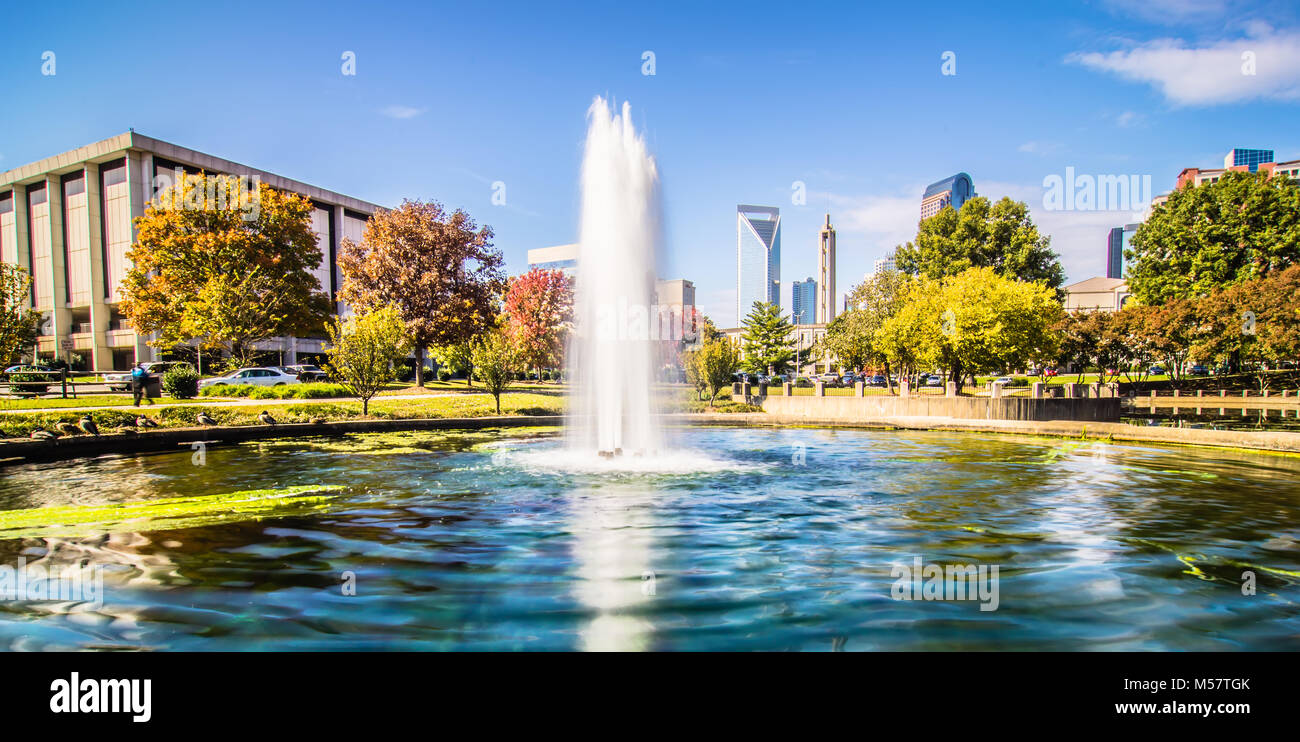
30, 429, 56, 440
258, 410, 277, 426
78, 415, 100, 436
196, 412, 217, 426
136, 415, 159, 428
55, 421, 78, 436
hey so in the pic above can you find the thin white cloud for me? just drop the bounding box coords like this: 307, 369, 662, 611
381, 105, 426, 119
1019, 141, 1066, 156
1115, 111, 1145, 127
1069, 27, 1300, 105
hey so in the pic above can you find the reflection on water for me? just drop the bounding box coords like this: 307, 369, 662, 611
1, 426, 1298, 651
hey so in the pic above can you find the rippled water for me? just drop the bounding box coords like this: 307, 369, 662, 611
2, 426, 1299, 651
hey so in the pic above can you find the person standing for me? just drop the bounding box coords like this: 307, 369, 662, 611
131, 363, 147, 406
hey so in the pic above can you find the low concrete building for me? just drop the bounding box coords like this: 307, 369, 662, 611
1064, 276, 1130, 312
0, 132, 380, 370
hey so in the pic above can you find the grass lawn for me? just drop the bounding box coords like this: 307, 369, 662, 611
0, 392, 564, 439
0, 395, 208, 411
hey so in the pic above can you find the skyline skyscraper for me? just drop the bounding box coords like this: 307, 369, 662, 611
920, 172, 975, 219
792, 277, 817, 325
736, 204, 781, 325
817, 213, 836, 325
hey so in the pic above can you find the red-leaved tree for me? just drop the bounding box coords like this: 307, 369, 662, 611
503, 268, 573, 379
338, 200, 504, 386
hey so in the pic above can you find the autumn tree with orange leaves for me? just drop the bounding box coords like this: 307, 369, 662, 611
503, 267, 573, 379
338, 200, 505, 386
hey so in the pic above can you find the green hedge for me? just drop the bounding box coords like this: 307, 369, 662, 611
200, 382, 353, 399
162, 365, 200, 399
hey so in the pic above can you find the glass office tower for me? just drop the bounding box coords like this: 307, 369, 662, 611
736, 204, 781, 325
792, 278, 817, 325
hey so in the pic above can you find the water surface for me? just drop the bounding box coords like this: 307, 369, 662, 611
1, 426, 1298, 651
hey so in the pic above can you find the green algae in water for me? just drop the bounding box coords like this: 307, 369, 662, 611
0, 485, 345, 540
242, 428, 559, 456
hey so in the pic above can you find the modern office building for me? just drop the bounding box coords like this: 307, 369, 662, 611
653, 278, 697, 340
736, 204, 781, 325
0, 131, 380, 371
920, 172, 975, 219
1105, 223, 1138, 279
791, 278, 817, 325
1225, 148, 1275, 172
873, 251, 897, 274
1172, 149, 1300, 190
526, 243, 579, 274
817, 213, 836, 325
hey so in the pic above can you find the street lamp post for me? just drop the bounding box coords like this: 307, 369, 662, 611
794, 310, 805, 378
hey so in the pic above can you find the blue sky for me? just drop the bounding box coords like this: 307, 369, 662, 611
3, 0, 1298, 326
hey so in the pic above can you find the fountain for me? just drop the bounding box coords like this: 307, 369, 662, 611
566, 97, 663, 458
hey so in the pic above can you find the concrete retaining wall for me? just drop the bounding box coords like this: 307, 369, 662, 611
0, 415, 563, 468
760, 394, 1120, 422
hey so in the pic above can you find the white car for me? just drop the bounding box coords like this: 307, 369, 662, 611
992, 376, 1016, 385
199, 367, 301, 390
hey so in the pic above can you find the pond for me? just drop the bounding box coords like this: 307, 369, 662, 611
1, 426, 1298, 650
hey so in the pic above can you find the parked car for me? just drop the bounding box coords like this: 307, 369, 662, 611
868, 375, 888, 387
281, 364, 328, 382
1148, 366, 1166, 376
992, 376, 1016, 386
840, 374, 857, 386
793, 376, 814, 388
105, 361, 192, 391
3, 364, 56, 375
199, 367, 301, 390
1187, 364, 1209, 376
923, 374, 945, 387
818, 373, 841, 388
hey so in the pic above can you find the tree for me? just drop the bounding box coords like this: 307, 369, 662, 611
182, 269, 295, 370
694, 336, 740, 406
338, 200, 505, 386
682, 347, 708, 400
0, 264, 41, 366
824, 269, 911, 391
885, 267, 1061, 392
1192, 265, 1300, 390
121, 173, 330, 362
739, 301, 794, 374
324, 305, 410, 415
471, 326, 519, 414
895, 196, 1065, 297
431, 341, 475, 387
503, 267, 573, 379
1127, 170, 1300, 305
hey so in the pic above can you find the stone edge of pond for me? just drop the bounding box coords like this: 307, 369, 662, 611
670, 412, 1300, 456
0, 415, 564, 467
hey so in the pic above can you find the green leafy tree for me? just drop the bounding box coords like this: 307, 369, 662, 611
121, 173, 330, 362
432, 341, 475, 387
895, 196, 1065, 298
823, 270, 911, 391
339, 200, 505, 387
0, 264, 41, 366
695, 336, 741, 407
324, 305, 410, 415
886, 268, 1061, 392
471, 326, 519, 414
739, 301, 794, 374
1127, 170, 1300, 305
